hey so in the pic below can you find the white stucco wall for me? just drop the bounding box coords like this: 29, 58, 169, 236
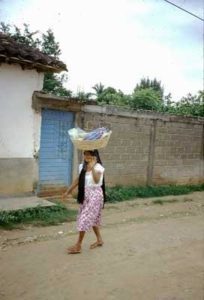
0, 63, 43, 158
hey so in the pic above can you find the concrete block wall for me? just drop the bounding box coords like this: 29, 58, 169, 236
153, 121, 203, 185
79, 105, 204, 186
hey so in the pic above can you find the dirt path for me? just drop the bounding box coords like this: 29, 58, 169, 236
0, 192, 204, 300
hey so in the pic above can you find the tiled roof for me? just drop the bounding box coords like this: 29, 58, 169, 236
0, 33, 67, 73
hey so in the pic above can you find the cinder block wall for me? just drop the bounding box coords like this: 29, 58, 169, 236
78, 105, 204, 186
153, 120, 203, 185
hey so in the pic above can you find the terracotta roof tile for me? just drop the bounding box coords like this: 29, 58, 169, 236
0, 33, 67, 73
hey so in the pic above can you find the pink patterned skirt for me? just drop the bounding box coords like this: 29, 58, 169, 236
77, 186, 104, 232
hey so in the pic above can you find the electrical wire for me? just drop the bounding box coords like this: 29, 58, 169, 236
163, 0, 204, 21
162, 0, 204, 96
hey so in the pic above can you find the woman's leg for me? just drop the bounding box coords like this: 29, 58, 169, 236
90, 226, 103, 249
68, 231, 85, 254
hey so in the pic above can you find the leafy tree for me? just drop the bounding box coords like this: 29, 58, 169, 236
0, 22, 41, 48
43, 73, 72, 97
130, 88, 162, 110
92, 84, 131, 106
134, 77, 164, 99
0, 22, 72, 96
92, 83, 105, 98
41, 29, 61, 58
162, 91, 204, 117
112, 89, 131, 106
0, 22, 10, 34
98, 87, 117, 104
75, 90, 93, 101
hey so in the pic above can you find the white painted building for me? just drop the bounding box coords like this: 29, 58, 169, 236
0, 33, 67, 195
0, 64, 43, 158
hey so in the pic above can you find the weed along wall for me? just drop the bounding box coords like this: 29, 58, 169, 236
78, 105, 204, 187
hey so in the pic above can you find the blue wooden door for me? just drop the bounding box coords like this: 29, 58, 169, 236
39, 109, 74, 192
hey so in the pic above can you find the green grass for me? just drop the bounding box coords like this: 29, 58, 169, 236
1, 183, 203, 229
106, 183, 204, 203
0, 203, 77, 229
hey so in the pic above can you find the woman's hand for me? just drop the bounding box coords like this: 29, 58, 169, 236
62, 190, 72, 201
61, 177, 79, 202
88, 156, 97, 170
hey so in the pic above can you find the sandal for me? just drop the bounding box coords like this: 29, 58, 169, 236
90, 242, 104, 249
67, 245, 81, 254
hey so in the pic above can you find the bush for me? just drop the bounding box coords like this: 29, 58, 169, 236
106, 183, 204, 203
130, 88, 162, 110
0, 204, 77, 229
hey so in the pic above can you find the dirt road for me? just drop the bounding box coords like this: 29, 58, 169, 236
0, 192, 204, 300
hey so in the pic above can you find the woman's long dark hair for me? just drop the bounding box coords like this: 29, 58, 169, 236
77, 149, 106, 204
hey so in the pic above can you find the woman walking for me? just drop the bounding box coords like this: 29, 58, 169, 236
63, 149, 105, 254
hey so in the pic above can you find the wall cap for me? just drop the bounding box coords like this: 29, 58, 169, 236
82, 104, 204, 124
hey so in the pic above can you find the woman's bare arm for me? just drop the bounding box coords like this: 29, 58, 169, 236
63, 177, 79, 197
91, 167, 102, 184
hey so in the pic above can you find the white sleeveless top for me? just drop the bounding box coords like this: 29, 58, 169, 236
79, 163, 105, 187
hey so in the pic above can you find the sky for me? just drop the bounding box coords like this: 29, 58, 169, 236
0, 0, 203, 100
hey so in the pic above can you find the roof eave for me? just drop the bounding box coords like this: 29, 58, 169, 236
0, 54, 67, 73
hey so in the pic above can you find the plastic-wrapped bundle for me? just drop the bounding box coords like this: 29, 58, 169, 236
68, 128, 86, 140
68, 127, 112, 150
84, 127, 107, 140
